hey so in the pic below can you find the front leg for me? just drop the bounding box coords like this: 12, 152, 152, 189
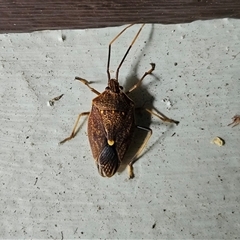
126, 63, 155, 94
75, 77, 100, 95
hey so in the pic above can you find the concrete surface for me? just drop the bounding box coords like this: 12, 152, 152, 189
0, 19, 240, 239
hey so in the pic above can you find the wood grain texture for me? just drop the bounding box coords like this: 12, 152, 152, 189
0, 0, 240, 32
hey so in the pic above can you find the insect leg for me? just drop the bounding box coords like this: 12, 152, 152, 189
126, 63, 155, 94
59, 112, 90, 144
228, 115, 240, 127
128, 126, 152, 179
75, 77, 100, 95
145, 108, 179, 125
128, 108, 179, 179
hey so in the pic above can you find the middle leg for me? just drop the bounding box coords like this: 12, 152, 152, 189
59, 111, 90, 144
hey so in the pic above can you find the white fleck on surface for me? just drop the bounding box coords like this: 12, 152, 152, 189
162, 96, 173, 110
0, 19, 240, 239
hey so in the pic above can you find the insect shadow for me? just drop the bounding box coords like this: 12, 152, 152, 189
118, 25, 155, 172
118, 24, 176, 174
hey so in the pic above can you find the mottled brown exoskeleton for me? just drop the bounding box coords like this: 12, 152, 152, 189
60, 24, 179, 178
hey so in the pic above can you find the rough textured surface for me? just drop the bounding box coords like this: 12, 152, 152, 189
0, 0, 240, 32
0, 20, 240, 239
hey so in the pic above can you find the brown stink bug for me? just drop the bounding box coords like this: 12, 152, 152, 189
60, 24, 179, 178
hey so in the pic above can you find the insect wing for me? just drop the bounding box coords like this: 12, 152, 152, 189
88, 105, 106, 160
98, 144, 120, 177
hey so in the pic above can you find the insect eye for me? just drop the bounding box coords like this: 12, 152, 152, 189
105, 86, 110, 90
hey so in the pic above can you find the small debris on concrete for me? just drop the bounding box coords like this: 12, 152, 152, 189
48, 94, 64, 106
211, 137, 225, 146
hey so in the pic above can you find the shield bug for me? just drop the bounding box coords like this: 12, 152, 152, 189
60, 24, 179, 178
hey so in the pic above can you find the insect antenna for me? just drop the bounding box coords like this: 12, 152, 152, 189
107, 23, 145, 82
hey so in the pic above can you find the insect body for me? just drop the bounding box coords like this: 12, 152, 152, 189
60, 24, 179, 178
88, 78, 135, 177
